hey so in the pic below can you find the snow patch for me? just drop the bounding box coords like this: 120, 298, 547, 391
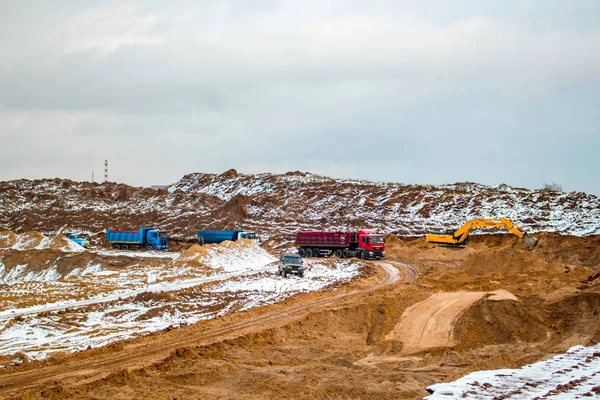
426, 344, 600, 399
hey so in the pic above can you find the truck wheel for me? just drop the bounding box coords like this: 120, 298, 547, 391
306, 248, 313, 257
145, 244, 154, 251
121, 244, 129, 251
335, 249, 343, 258
312, 248, 320, 257
299, 272, 304, 278
283, 270, 287, 278
359, 251, 365, 259
112, 244, 120, 250
342, 250, 348, 258
298, 248, 306, 257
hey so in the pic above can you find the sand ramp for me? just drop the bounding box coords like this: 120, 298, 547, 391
387, 290, 516, 354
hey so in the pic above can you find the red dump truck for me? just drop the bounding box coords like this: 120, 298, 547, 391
295, 229, 385, 259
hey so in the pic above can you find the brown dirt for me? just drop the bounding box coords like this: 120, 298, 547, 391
0, 230, 83, 252
180, 244, 210, 258
0, 231, 16, 249
47, 234, 78, 251
1, 234, 600, 399
14, 231, 48, 249
2, 173, 597, 241
260, 235, 294, 253
384, 291, 517, 354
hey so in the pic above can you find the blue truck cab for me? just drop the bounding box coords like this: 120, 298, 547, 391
197, 229, 257, 245
66, 233, 90, 248
105, 227, 168, 250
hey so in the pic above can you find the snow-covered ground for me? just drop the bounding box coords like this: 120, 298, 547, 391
426, 344, 600, 399
0, 241, 278, 309
0, 260, 360, 362
0, 239, 362, 364
90, 249, 181, 259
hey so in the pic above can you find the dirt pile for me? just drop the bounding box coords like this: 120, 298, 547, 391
47, 234, 85, 252
13, 231, 49, 250
460, 248, 561, 277
0, 230, 85, 252
453, 297, 548, 351
260, 235, 294, 253
180, 244, 210, 259
2, 171, 599, 239
546, 292, 600, 347
532, 232, 600, 268
383, 234, 406, 259
0, 250, 99, 284
420, 246, 591, 295
0, 231, 17, 249
170, 239, 265, 275
211, 194, 252, 225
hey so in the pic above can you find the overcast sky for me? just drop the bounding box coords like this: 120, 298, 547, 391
1, 1, 599, 194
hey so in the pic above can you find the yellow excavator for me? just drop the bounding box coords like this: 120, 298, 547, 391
425, 218, 538, 250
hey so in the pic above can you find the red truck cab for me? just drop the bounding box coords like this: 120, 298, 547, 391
356, 229, 386, 257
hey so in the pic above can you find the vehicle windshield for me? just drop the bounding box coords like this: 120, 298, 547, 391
369, 236, 384, 244
283, 256, 302, 263
248, 232, 256, 239
240, 233, 249, 239
158, 231, 167, 238
69, 234, 81, 239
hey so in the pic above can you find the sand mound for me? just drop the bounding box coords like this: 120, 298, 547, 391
467, 234, 525, 250
0, 231, 85, 252
0, 232, 17, 249
261, 236, 292, 253
384, 234, 412, 259
407, 237, 428, 248
48, 235, 85, 252
0, 250, 100, 285
181, 244, 210, 258
180, 240, 256, 260
386, 234, 406, 247
385, 237, 476, 261
226, 238, 254, 248
13, 231, 49, 250
453, 297, 548, 351
532, 233, 600, 268
171, 240, 276, 274
459, 248, 561, 277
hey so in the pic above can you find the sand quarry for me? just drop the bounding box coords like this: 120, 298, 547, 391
0, 231, 599, 398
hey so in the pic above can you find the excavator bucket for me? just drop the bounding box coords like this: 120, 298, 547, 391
524, 235, 537, 251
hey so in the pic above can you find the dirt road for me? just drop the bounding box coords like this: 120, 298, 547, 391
386, 290, 517, 354
0, 262, 400, 397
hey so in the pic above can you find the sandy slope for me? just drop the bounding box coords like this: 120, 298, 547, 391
0, 262, 398, 397
387, 290, 518, 354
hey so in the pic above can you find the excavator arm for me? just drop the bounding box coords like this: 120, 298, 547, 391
425, 218, 537, 250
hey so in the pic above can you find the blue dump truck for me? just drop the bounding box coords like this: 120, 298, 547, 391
197, 229, 257, 245
66, 233, 90, 248
105, 227, 168, 250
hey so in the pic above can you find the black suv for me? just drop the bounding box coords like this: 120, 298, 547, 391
278, 253, 304, 277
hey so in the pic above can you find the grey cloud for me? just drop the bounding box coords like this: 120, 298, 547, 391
0, 1, 598, 194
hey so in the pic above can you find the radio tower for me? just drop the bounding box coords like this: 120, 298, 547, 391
104, 160, 108, 182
